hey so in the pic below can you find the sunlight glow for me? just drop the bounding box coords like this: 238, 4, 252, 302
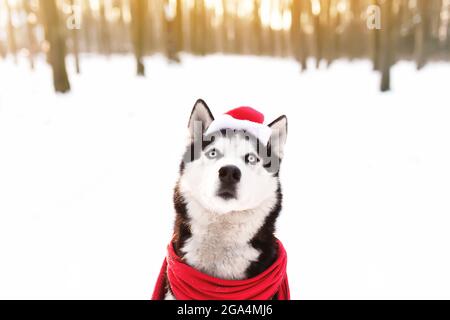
282, 9, 291, 31
337, 0, 348, 14
6, 0, 19, 8
260, 0, 272, 28
237, 0, 254, 19
271, 10, 283, 31
164, 0, 177, 20
311, 0, 321, 16
204, 0, 218, 10
122, 3, 131, 24
89, 0, 100, 12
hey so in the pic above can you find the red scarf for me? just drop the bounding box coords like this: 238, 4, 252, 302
152, 240, 290, 300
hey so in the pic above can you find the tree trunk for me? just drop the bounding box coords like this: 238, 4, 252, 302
82, 0, 93, 52
326, 0, 338, 67
313, 2, 322, 68
165, 0, 182, 62
6, 0, 17, 64
380, 0, 393, 92
0, 39, 6, 59
40, 0, 71, 93
253, 0, 262, 55
371, 0, 381, 71
299, 0, 309, 70
415, 0, 430, 70
192, 0, 206, 55
221, 0, 229, 53
290, 0, 300, 62
99, 1, 111, 55
69, 0, 80, 73
130, 0, 147, 76
23, 0, 37, 70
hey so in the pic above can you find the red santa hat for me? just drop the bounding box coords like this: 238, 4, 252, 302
205, 106, 272, 145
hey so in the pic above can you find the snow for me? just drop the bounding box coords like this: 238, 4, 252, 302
1, 54, 450, 299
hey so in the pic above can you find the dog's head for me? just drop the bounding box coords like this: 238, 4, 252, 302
178, 99, 287, 215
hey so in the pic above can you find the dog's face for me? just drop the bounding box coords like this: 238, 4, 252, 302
178, 100, 287, 215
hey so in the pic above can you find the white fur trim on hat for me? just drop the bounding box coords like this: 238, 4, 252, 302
205, 114, 272, 145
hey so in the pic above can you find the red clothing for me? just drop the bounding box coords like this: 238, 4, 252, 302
152, 240, 290, 300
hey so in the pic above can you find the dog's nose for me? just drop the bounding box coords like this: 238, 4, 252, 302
218, 165, 241, 184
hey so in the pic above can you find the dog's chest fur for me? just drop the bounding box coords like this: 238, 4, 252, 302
166, 186, 281, 299
180, 199, 272, 280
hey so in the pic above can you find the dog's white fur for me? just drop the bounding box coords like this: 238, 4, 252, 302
180, 135, 280, 215
179, 190, 278, 280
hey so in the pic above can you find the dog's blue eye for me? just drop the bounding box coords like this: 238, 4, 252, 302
206, 148, 221, 159
245, 153, 260, 165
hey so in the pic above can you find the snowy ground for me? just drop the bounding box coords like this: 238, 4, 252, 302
0, 54, 450, 299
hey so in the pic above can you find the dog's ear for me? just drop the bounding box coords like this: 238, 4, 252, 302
268, 115, 288, 158
188, 99, 214, 140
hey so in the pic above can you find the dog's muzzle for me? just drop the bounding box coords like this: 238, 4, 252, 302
217, 165, 241, 200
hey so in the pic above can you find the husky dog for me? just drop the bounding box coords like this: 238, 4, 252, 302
165, 99, 288, 299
